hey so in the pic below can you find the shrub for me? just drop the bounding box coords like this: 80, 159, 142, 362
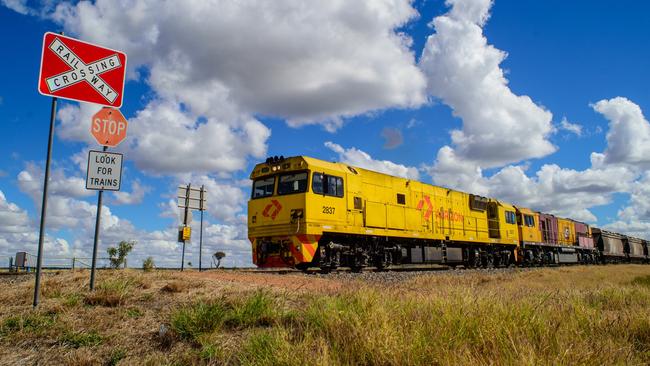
107, 241, 135, 269
142, 257, 155, 272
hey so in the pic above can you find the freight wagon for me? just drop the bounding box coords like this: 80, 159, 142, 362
248, 156, 649, 270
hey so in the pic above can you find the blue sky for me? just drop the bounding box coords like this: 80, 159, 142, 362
1, 0, 650, 267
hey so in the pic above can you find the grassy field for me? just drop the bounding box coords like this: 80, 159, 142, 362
0, 265, 649, 365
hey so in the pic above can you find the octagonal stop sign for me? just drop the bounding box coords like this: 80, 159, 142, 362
91, 107, 128, 147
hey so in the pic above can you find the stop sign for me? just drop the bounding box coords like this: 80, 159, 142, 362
91, 107, 128, 147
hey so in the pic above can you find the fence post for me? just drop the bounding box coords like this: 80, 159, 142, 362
72, 257, 75, 271
8, 257, 12, 272
124, 258, 127, 269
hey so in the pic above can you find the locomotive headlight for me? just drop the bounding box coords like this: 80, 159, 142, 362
290, 209, 304, 220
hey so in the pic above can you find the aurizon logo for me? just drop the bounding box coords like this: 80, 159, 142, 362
262, 199, 282, 220
417, 195, 433, 221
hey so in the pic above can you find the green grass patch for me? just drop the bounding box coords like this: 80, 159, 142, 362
125, 307, 143, 318
170, 290, 280, 344
108, 348, 126, 366
171, 301, 227, 342
63, 292, 83, 307
84, 277, 136, 307
225, 291, 277, 328
59, 330, 102, 348
0, 312, 56, 336
632, 275, 650, 288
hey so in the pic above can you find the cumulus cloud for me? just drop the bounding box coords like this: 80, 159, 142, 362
325, 142, 420, 180
57, 103, 102, 145
127, 100, 270, 174
49, 0, 426, 130
591, 97, 650, 169
111, 180, 150, 205
420, 0, 555, 168
57, 100, 271, 175
1, 0, 32, 15
10, 164, 253, 267
0, 190, 73, 258
428, 146, 487, 195
486, 164, 634, 222
18, 162, 93, 201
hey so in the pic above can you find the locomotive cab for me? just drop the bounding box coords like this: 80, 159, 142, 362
248, 156, 330, 268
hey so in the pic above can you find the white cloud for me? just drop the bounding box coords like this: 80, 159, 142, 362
111, 180, 150, 205
486, 164, 633, 222
325, 142, 420, 180
591, 97, 650, 169
558, 117, 583, 136
49, 0, 427, 130
57, 100, 271, 175
57, 103, 102, 145
0, 190, 32, 234
0, 190, 72, 258
18, 162, 93, 200
1, 0, 32, 15
428, 146, 487, 195
126, 100, 270, 174
420, 0, 555, 168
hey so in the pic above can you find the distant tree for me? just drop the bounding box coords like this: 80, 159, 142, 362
107, 240, 135, 269
213, 251, 226, 268
187, 261, 192, 267
142, 257, 155, 272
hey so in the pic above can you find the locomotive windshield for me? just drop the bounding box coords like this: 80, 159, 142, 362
278, 172, 308, 195
252, 176, 275, 198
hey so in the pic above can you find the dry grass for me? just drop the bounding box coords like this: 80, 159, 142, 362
0, 266, 648, 365
160, 280, 189, 293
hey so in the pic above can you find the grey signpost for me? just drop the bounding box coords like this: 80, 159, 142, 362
177, 185, 207, 271
86, 149, 124, 290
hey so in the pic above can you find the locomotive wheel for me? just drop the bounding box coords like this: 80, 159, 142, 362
295, 263, 311, 272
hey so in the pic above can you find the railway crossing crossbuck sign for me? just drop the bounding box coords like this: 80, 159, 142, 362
38, 32, 127, 107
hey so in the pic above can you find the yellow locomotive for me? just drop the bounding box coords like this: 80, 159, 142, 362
248, 155, 529, 271
249, 155, 647, 270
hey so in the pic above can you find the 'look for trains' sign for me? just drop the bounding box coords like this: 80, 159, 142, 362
86, 150, 123, 191
38, 32, 127, 107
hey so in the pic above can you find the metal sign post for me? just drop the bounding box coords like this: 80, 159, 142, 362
177, 184, 207, 271
182, 184, 190, 271
199, 185, 205, 272
89, 146, 107, 290
33, 95, 58, 308
87, 108, 127, 290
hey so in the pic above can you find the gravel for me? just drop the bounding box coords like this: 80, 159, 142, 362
304, 266, 537, 284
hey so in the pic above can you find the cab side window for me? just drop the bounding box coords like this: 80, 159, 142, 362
505, 211, 516, 224
312, 173, 344, 197
524, 215, 535, 227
